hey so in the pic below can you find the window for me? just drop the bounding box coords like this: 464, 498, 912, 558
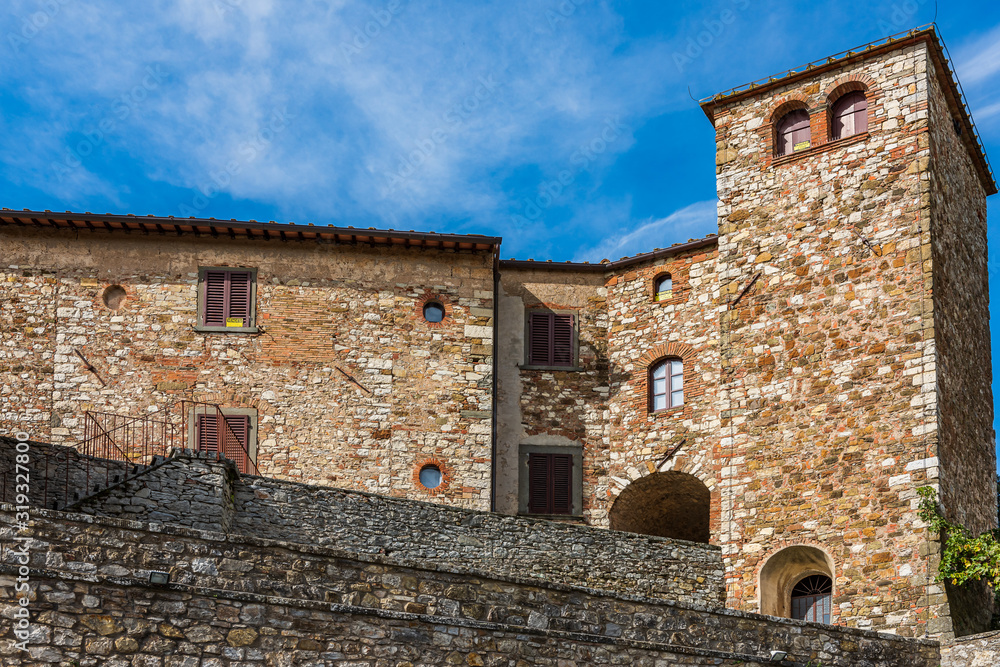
193, 410, 257, 474
526, 311, 574, 367
650, 358, 683, 411
423, 301, 445, 323
419, 464, 442, 488
831, 91, 867, 140
776, 109, 811, 156
527, 452, 572, 514
790, 575, 832, 624
654, 274, 672, 301
197, 267, 256, 332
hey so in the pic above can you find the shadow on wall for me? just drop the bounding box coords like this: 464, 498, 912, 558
608, 471, 711, 543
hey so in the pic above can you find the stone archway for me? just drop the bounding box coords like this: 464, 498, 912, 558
759, 545, 835, 619
608, 471, 711, 543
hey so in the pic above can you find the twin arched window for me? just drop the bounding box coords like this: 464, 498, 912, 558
775, 89, 869, 157
650, 358, 683, 411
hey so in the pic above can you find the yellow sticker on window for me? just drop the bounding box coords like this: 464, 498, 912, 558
793, 140, 811, 151
225, 318, 244, 327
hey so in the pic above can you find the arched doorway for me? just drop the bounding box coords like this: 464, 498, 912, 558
608, 471, 711, 543
759, 545, 835, 622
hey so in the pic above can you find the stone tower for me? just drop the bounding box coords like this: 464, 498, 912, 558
701, 27, 996, 637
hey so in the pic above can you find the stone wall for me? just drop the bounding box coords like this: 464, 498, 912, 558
59, 446, 724, 605
0, 227, 495, 510
925, 38, 997, 636
709, 39, 951, 634
941, 629, 1000, 666
602, 245, 722, 538
0, 505, 941, 666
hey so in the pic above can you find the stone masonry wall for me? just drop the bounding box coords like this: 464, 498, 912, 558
0, 505, 941, 666
0, 227, 495, 510
52, 446, 725, 605
710, 42, 942, 635
71, 449, 238, 534
603, 245, 722, 535
925, 46, 997, 636
940, 629, 1000, 666
494, 268, 609, 519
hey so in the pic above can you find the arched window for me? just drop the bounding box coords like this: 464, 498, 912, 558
791, 574, 832, 624
654, 274, 672, 301
776, 109, 811, 156
831, 91, 867, 140
650, 358, 683, 411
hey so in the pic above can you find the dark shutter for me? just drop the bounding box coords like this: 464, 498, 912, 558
528, 313, 551, 365
551, 453, 572, 514
224, 414, 250, 447
527, 312, 574, 367
196, 414, 219, 453
528, 453, 549, 513
552, 315, 573, 366
527, 452, 573, 514
203, 271, 228, 326
227, 271, 252, 326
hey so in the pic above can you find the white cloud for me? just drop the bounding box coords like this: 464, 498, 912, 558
571, 200, 718, 263
954, 24, 1000, 86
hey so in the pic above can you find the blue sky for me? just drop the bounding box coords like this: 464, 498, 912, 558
2, 1, 1000, 455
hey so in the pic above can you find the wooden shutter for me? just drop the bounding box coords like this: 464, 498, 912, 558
777, 109, 810, 155
552, 315, 573, 366
833, 91, 867, 139
551, 453, 572, 514
203, 271, 228, 326
196, 414, 219, 453
528, 313, 552, 365
527, 453, 549, 513
227, 271, 252, 326
527, 312, 574, 366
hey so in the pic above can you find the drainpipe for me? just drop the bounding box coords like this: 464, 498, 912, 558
490, 245, 500, 512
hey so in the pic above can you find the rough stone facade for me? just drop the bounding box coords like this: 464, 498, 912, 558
704, 34, 996, 637
0, 505, 941, 666
940, 629, 1000, 666
58, 446, 724, 606
0, 228, 496, 510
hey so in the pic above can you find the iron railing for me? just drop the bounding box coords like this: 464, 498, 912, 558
1, 399, 258, 510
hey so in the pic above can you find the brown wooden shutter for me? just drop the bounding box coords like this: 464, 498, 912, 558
227, 271, 252, 326
528, 313, 552, 365
196, 414, 219, 453
551, 453, 572, 514
203, 271, 228, 326
527, 453, 549, 513
552, 315, 573, 366
224, 414, 249, 447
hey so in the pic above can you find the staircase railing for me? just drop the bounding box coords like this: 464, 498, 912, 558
2, 399, 259, 510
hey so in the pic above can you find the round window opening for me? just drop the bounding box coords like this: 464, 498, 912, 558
102, 284, 127, 310
419, 464, 443, 489
423, 301, 445, 323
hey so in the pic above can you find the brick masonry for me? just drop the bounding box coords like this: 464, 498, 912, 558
0, 505, 941, 666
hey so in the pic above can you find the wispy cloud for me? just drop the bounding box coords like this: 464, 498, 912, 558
571, 200, 718, 263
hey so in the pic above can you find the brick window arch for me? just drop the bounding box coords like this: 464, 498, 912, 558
775, 109, 811, 156
650, 357, 683, 412
830, 90, 868, 140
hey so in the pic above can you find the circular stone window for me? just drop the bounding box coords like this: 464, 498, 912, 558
102, 284, 127, 310
423, 301, 445, 323
419, 464, 443, 489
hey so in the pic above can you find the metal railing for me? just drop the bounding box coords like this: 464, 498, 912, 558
2, 399, 258, 510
